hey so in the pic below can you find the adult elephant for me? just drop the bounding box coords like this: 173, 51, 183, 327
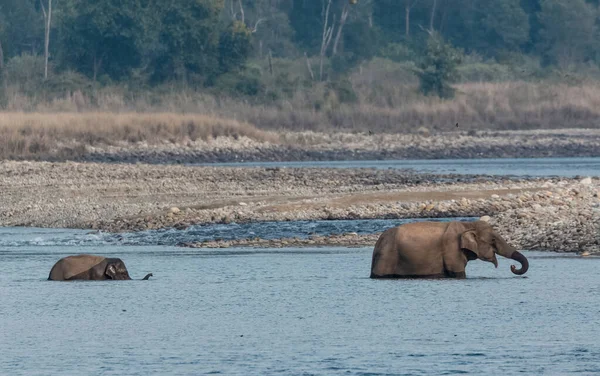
370, 220, 528, 279
48, 254, 153, 281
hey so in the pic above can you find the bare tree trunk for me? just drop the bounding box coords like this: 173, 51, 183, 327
439, 1, 448, 33
305, 52, 315, 81
229, 0, 235, 19
40, 0, 52, 80
238, 0, 245, 24
332, 4, 351, 57
93, 54, 103, 82
319, 0, 335, 81
405, 0, 411, 37
0, 39, 4, 70
268, 50, 274, 76
405, 0, 420, 38
429, 0, 437, 32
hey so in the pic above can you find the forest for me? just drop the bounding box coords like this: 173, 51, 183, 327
1, 0, 600, 133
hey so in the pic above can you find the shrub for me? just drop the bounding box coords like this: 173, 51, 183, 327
418, 33, 463, 98
3, 54, 45, 94
219, 21, 253, 74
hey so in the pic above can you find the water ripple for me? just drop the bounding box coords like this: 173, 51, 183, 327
0, 217, 475, 248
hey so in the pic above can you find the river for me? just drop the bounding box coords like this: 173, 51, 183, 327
200, 157, 600, 177
2, 157, 599, 374
2, 224, 600, 375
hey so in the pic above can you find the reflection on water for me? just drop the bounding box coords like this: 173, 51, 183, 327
200, 157, 600, 177
1, 227, 600, 375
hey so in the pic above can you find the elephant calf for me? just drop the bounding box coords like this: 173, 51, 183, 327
370, 220, 528, 279
48, 254, 153, 281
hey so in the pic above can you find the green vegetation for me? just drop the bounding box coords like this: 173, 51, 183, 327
2, 0, 600, 131
418, 33, 462, 98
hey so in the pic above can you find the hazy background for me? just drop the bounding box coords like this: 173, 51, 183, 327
1, 0, 600, 158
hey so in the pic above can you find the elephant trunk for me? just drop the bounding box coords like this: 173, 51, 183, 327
508, 251, 528, 275
142, 273, 153, 280
493, 233, 529, 275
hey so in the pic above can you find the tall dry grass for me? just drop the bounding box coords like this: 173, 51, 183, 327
2, 79, 600, 159
0, 112, 279, 160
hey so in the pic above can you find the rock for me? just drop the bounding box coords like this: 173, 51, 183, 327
581, 251, 591, 257
491, 194, 500, 199
479, 215, 491, 222
239, 202, 248, 206
169, 207, 181, 214
580, 177, 593, 185
416, 126, 430, 136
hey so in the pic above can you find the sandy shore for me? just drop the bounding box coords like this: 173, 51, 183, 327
0, 161, 598, 253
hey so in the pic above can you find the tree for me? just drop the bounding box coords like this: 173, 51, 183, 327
373, 0, 411, 41
0, 9, 5, 70
40, 0, 53, 80
437, 0, 528, 56
150, 0, 224, 82
0, 0, 42, 57
290, 0, 326, 52
478, 0, 529, 52
319, 0, 335, 80
332, 2, 351, 56
537, 0, 597, 67
403, 0, 419, 37
218, 20, 252, 73
418, 33, 462, 98
58, 0, 147, 80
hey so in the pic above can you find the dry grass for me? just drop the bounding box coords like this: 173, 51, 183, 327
2, 79, 600, 160
0, 112, 279, 160
321, 81, 600, 132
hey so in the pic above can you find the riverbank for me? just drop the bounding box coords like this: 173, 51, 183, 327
83, 129, 600, 163
0, 161, 598, 253
1, 112, 600, 162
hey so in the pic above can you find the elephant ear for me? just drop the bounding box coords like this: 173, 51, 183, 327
105, 264, 117, 279
460, 230, 479, 257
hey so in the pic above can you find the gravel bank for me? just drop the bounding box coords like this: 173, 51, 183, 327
0, 161, 598, 253
32, 129, 600, 163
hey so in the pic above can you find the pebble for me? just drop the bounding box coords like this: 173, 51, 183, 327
1, 161, 598, 255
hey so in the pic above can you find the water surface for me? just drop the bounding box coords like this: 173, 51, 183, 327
200, 157, 600, 177
0, 218, 474, 248
1, 226, 599, 375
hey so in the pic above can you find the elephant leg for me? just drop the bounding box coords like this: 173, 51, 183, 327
444, 270, 466, 279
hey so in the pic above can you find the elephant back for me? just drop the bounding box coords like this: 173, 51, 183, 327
50, 254, 106, 280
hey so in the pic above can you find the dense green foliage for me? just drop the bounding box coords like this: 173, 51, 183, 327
1, 0, 599, 99
418, 33, 462, 98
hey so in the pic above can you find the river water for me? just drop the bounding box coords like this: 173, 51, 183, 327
2, 224, 600, 375
200, 157, 600, 177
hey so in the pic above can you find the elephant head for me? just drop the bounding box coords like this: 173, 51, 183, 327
459, 221, 528, 275
104, 258, 132, 280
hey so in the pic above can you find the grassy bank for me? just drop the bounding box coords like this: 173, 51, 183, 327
4, 80, 600, 134
3, 66, 600, 161
0, 112, 278, 160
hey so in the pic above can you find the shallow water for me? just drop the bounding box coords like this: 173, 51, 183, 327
0, 218, 474, 248
2, 227, 600, 375
200, 157, 600, 177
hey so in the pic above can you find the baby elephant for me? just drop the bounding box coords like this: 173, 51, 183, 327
370, 220, 528, 279
48, 254, 153, 281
